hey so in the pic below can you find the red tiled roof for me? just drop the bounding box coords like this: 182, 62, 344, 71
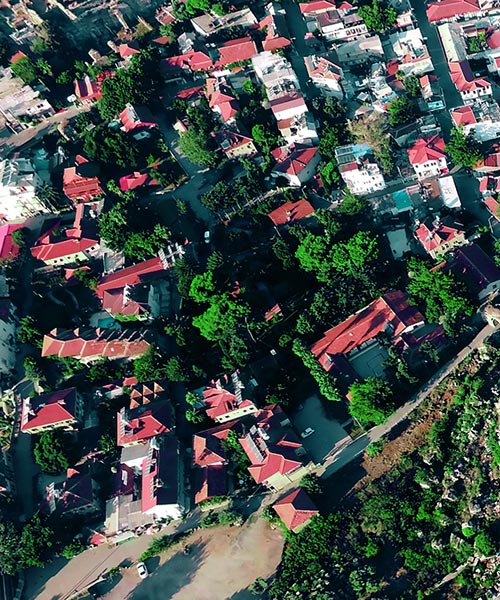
241, 436, 303, 485
272, 146, 319, 176
449, 60, 491, 94
450, 105, 476, 127
176, 86, 204, 100
484, 195, 500, 218
415, 218, 465, 253
270, 92, 307, 116
119, 171, 158, 192
299, 0, 336, 15
203, 386, 256, 421
74, 76, 102, 101
193, 422, 241, 467
59, 469, 95, 513
273, 488, 319, 530
426, 0, 479, 23
111, 464, 135, 497
42, 327, 152, 360
163, 51, 213, 72
268, 199, 314, 226
194, 465, 227, 504
21, 388, 79, 432
31, 237, 98, 262
407, 135, 446, 165
96, 257, 165, 298
10, 51, 27, 64
216, 37, 258, 67
119, 104, 157, 132
310, 291, 425, 372
488, 30, 500, 49
118, 42, 141, 59
63, 161, 103, 201
117, 400, 173, 446
0, 223, 24, 261
476, 150, 500, 171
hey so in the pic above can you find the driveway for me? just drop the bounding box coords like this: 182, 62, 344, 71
409, 0, 462, 138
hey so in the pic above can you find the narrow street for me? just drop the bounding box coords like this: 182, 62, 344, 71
409, 0, 462, 138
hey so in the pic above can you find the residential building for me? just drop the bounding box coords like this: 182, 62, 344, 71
194, 464, 226, 504
215, 37, 258, 70
389, 28, 434, 75
215, 129, 258, 159
63, 155, 103, 204
239, 405, 311, 491
450, 101, 500, 141
117, 400, 174, 447
407, 136, 448, 180
191, 8, 257, 36
304, 55, 343, 98
203, 372, 258, 423
141, 436, 186, 520
258, 12, 292, 52
41, 327, 153, 363
0, 157, 51, 221
474, 146, 500, 172
205, 78, 239, 123
74, 75, 102, 103
315, 9, 368, 42
449, 60, 492, 104
0, 223, 24, 262
271, 145, 321, 187
268, 199, 315, 226
335, 144, 386, 195
119, 104, 157, 134
45, 468, 100, 518
272, 488, 319, 532
426, 0, 481, 23
415, 217, 467, 259
252, 52, 300, 94
119, 171, 158, 193
270, 91, 308, 122
30, 204, 100, 267
311, 290, 444, 379
451, 243, 500, 300
121, 443, 150, 471
334, 35, 384, 65
277, 112, 319, 146
21, 388, 83, 434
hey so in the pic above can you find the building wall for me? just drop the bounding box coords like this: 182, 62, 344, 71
24, 416, 77, 435
429, 232, 466, 260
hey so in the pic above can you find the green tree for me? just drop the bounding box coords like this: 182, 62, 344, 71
474, 531, 496, 557
207, 250, 224, 271
348, 114, 394, 174
337, 190, 368, 216
133, 346, 165, 382
33, 431, 71, 473
445, 126, 483, 167
0, 520, 22, 574
292, 339, 341, 402
330, 231, 379, 279
272, 237, 295, 270
387, 96, 419, 126
17, 315, 42, 347
165, 356, 188, 382
300, 473, 324, 495
295, 232, 333, 283
189, 271, 217, 303
179, 129, 217, 166
11, 56, 38, 84
403, 75, 421, 97
193, 296, 250, 342
11, 228, 28, 248
349, 377, 393, 427
358, 0, 397, 32
18, 513, 53, 568
61, 539, 85, 559
186, 407, 204, 423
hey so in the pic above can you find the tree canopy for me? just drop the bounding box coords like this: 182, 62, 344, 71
358, 0, 397, 32
33, 431, 71, 473
11, 56, 38, 84
349, 377, 394, 427
445, 126, 483, 167
387, 96, 419, 126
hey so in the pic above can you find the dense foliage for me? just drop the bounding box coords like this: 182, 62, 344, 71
445, 127, 483, 167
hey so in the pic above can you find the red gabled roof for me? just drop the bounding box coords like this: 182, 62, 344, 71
241, 436, 303, 484
21, 388, 79, 432
488, 29, 500, 49
74, 76, 102, 101
119, 171, 158, 192
476, 149, 500, 171
426, 0, 479, 23
141, 436, 179, 512
268, 199, 314, 226
299, 0, 336, 15
407, 136, 446, 165
450, 105, 477, 127
31, 237, 97, 262
310, 291, 425, 371
10, 51, 27, 64
415, 218, 465, 254
484, 195, 500, 219
194, 465, 227, 504
117, 400, 173, 446
193, 422, 240, 467
96, 257, 165, 298
449, 60, 491, 93
272, 146, 319, 176
216, 37, 258, 67
176, 85, 204, 101
0, 223, 24, 261
203, 386, 256, 422
163, 51, 214, 73
118, 42, 141, 59
273, 488, 319, 530
63, 158, 103, 201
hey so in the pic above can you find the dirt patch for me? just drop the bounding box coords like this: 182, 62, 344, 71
104, 517, 284, 600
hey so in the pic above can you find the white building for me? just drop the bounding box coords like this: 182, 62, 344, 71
252, 51, 300, 93
407, 136, 448, 180
0, 158, 50, 221
304, 55, 343, 98
335, 144, 386, 195
390, 27, 434, 75
450, 100, 500, 142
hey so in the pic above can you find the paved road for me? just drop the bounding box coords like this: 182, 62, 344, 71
409, 0, 462, 139
0, 104, 90, 157
321, 322, 495, 479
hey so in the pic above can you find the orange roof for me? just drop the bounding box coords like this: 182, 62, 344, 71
299, 0, 336, 14
216, 37, 258, 67
450, 106, 476, 127
311, 291, 425, 372
449, 61, 490, 94
407, 136, 446, 165
272, 146, 319, 176
273, 488, 319, 530
426, 0, 479, 23
193, 422, 238, 467
21, 388, 79, 432
415, 218, 465, 254
268, 199, 314, 226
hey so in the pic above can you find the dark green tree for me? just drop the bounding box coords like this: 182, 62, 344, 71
445, 126, 483, 167
358, 0, 397, 32
387, 96, 419, 126
18, 513, 54, 568
348, 377, 394, 427
133, 346, 165, 382
34, 431, 71, 474
11, 56, 38, 84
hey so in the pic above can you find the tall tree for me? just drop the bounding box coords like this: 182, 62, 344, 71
445, 127, 483, 167
349, 377, 394, 427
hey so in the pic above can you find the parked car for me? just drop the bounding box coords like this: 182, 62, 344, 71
136, 562, 148, 579
204, 230, 210, 244
300, 427, 315, 439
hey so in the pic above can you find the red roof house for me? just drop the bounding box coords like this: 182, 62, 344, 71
117, 41, 141, 59
216, 37, 258, 68
272, 488, 319, 532
46, 468, 100, 517
0, 223, 24, 261
415, 217, 466, 259
21, 388, 82, 434
450, 105, 477, 127
475, 146, 500, 172
41, 327, 153, 362
268, 199, 315, 226
205, 78, 239, 122
193, 422, 241, 467
215, 129, 257, 159
10, 51, 28, 64
258, 15, 291, 52
426, 0, 480, 23
449, 61, 491, 100
117, 400, 173, 447
407, 136, 448, 179
194, 464, 227, 504
311, 291, 439, 375
299, 0, 336, 16
203, 385, 258, 423
74, 76, 102, 103
163, 51, 213, 73
271, 145, 321, 187
63, 155, 103, 203
119, 171, 158, 192
96, 257, 166, 299
119, 104, 157, 133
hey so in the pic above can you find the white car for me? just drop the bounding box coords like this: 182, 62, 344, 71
136, 562, 148, 579
300, 427, 315, 439
204, 230, 210, 244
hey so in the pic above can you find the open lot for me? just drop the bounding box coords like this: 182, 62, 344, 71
289, 394, 351, 464
101, 517, 284, 600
